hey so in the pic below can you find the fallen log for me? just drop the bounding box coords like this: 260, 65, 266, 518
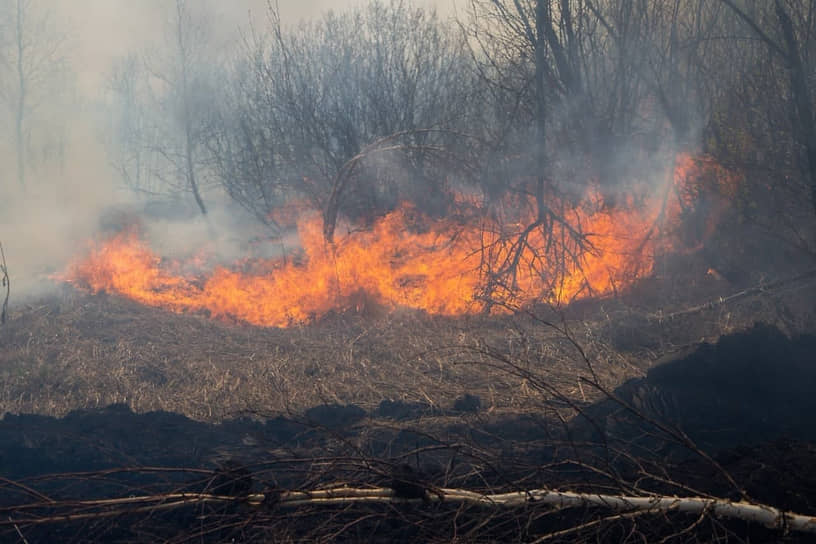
3, 487, 814, 535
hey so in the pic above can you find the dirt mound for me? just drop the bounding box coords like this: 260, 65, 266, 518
573, 323, 816, 454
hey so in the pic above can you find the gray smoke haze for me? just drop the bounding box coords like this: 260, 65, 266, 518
0, 0, 454, 298
56, 0, 453, 96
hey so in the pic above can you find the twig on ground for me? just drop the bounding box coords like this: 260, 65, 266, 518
10, 517, 29, 544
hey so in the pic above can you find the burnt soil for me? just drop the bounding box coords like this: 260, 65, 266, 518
1, 282, 816, 542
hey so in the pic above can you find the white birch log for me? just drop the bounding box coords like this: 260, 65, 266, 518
253, 487, 815, 534
6, 487, 814, 535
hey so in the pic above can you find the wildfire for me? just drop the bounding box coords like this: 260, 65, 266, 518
65, 154, 733, 327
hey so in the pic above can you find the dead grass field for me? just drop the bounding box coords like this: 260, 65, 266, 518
2, 271, 813, 423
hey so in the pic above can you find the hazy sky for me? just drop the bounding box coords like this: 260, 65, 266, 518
53, 0, 457, 95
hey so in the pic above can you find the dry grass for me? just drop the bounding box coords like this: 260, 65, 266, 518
1, 272, 814, 423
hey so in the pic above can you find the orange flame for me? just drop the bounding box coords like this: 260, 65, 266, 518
65, 154, 734, 327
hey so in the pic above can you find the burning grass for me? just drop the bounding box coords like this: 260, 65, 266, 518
61, 153, 739, 329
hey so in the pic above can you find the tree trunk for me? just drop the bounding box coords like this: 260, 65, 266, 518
176, 0, 206, 216
185, 127, 207, 216
534, 0, 547, 223
16, 110, 24, 190
774, 0, 816, 216
15, 0, 25, 189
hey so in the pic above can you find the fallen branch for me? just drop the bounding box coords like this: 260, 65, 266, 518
4, 487, 814, 534
649, 268, 816, 322
273, 487, 815, 533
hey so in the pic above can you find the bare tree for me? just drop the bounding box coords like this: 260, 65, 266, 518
0, 0, 68, 189
462, 1, 621, 303
108, 55, 164, 196
207, 0, 475, 240
108, 0, 218, 215
170, 0, 208, 215
720, 0, 816, 216
464, 0, 718, 190
458, 1, 759, 303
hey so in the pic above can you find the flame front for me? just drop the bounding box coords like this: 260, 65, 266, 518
66, 155, 733, 327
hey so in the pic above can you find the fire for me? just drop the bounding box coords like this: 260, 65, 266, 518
65, 154, 733, 327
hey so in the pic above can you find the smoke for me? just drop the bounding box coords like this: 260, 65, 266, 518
0, 0, 697, 305
4, 1, 463, 300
